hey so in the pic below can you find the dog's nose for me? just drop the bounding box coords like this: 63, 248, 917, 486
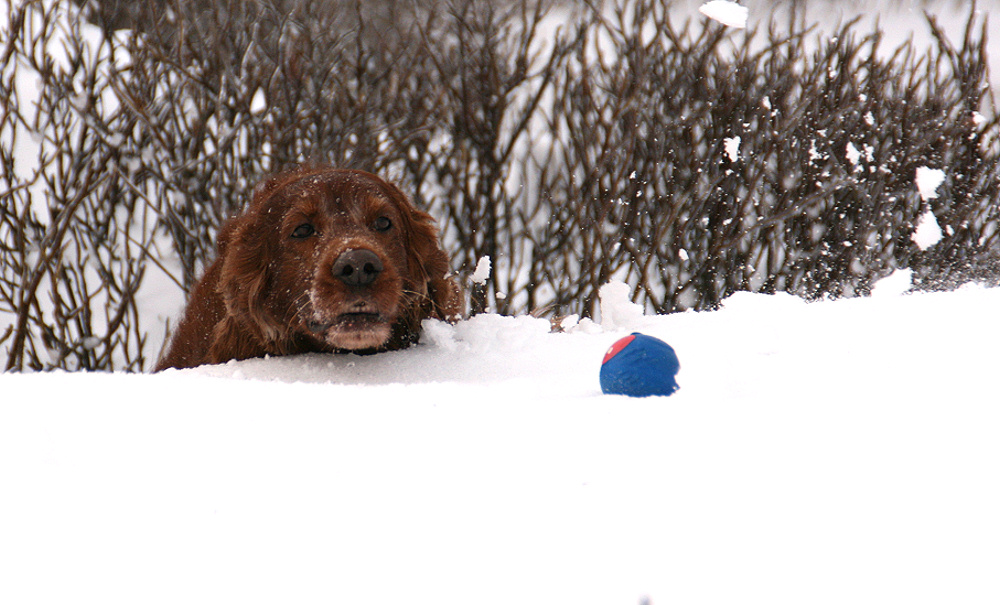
332, 249, 383, 287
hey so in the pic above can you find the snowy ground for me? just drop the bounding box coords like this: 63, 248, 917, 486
2, 283, 999, 605
2, 1, 999, 604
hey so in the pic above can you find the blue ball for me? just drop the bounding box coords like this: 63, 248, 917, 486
600, 333, 680, 397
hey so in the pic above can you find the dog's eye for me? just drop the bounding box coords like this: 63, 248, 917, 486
373, 216, 392, 232
291, 223, 316, 239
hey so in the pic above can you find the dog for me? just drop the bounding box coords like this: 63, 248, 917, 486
155, 166, 460, 370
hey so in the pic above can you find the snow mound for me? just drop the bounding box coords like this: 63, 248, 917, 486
870, 268, 913, 298
4, 287, 1000, 605
188, 313, 609, 397
598, 280, 647, 331
471, 255, 492, 285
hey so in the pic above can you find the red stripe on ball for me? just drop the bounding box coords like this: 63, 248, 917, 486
602, 334, 636, 364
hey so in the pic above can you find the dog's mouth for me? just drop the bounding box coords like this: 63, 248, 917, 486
307, 310, 393, 350
307, 312, 381, 331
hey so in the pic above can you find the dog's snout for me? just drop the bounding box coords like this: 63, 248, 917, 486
332, 249, 383, 287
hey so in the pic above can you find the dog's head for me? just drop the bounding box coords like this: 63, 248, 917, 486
216, 167, 458, 353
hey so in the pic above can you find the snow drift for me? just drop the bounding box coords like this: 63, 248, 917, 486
2, 285, 999, 605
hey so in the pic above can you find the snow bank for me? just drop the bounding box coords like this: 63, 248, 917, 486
3, 286, 1000, 605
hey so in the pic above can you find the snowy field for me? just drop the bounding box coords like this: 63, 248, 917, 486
2, 282, 999, 605
3, 0, 1000, 604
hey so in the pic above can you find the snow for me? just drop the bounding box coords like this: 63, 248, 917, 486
915, 166, 946, 201
846, 141, 861, 166
723, 136, 740, 162
3, 284, 1000, 605
471, 255, 492, 284
912, 209, 944, 250
250, 88, 267, 115
598, 280, 645, 330
3, 0, 1000, 602
911, 167, 946, 250
870, 267, 913, 297
680, 0, 1000, 96
698, 1, 749, 29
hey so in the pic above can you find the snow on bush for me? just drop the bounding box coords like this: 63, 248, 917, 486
723, 136, 741, 162
698, 1, 749, 28
915, 166, 946, 201
912, 211, 944, 251
472, 256, 492, 285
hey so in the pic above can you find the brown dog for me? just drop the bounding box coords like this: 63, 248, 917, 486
155, 166, 460, 370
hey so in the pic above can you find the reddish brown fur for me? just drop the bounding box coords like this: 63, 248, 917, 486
155, 167, 461, 371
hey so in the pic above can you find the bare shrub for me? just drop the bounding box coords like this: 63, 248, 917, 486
1, 2, 150, 370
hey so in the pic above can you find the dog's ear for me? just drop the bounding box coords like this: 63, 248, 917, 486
208, 315, 267, 365
411, 214, 462, 320
215, 195, 284, 344
390, 187, 462, 321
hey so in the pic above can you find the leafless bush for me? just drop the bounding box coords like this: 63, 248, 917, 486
528, 0, 1000, 314
2, 0, 998, 371
1, 2, 150, 370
